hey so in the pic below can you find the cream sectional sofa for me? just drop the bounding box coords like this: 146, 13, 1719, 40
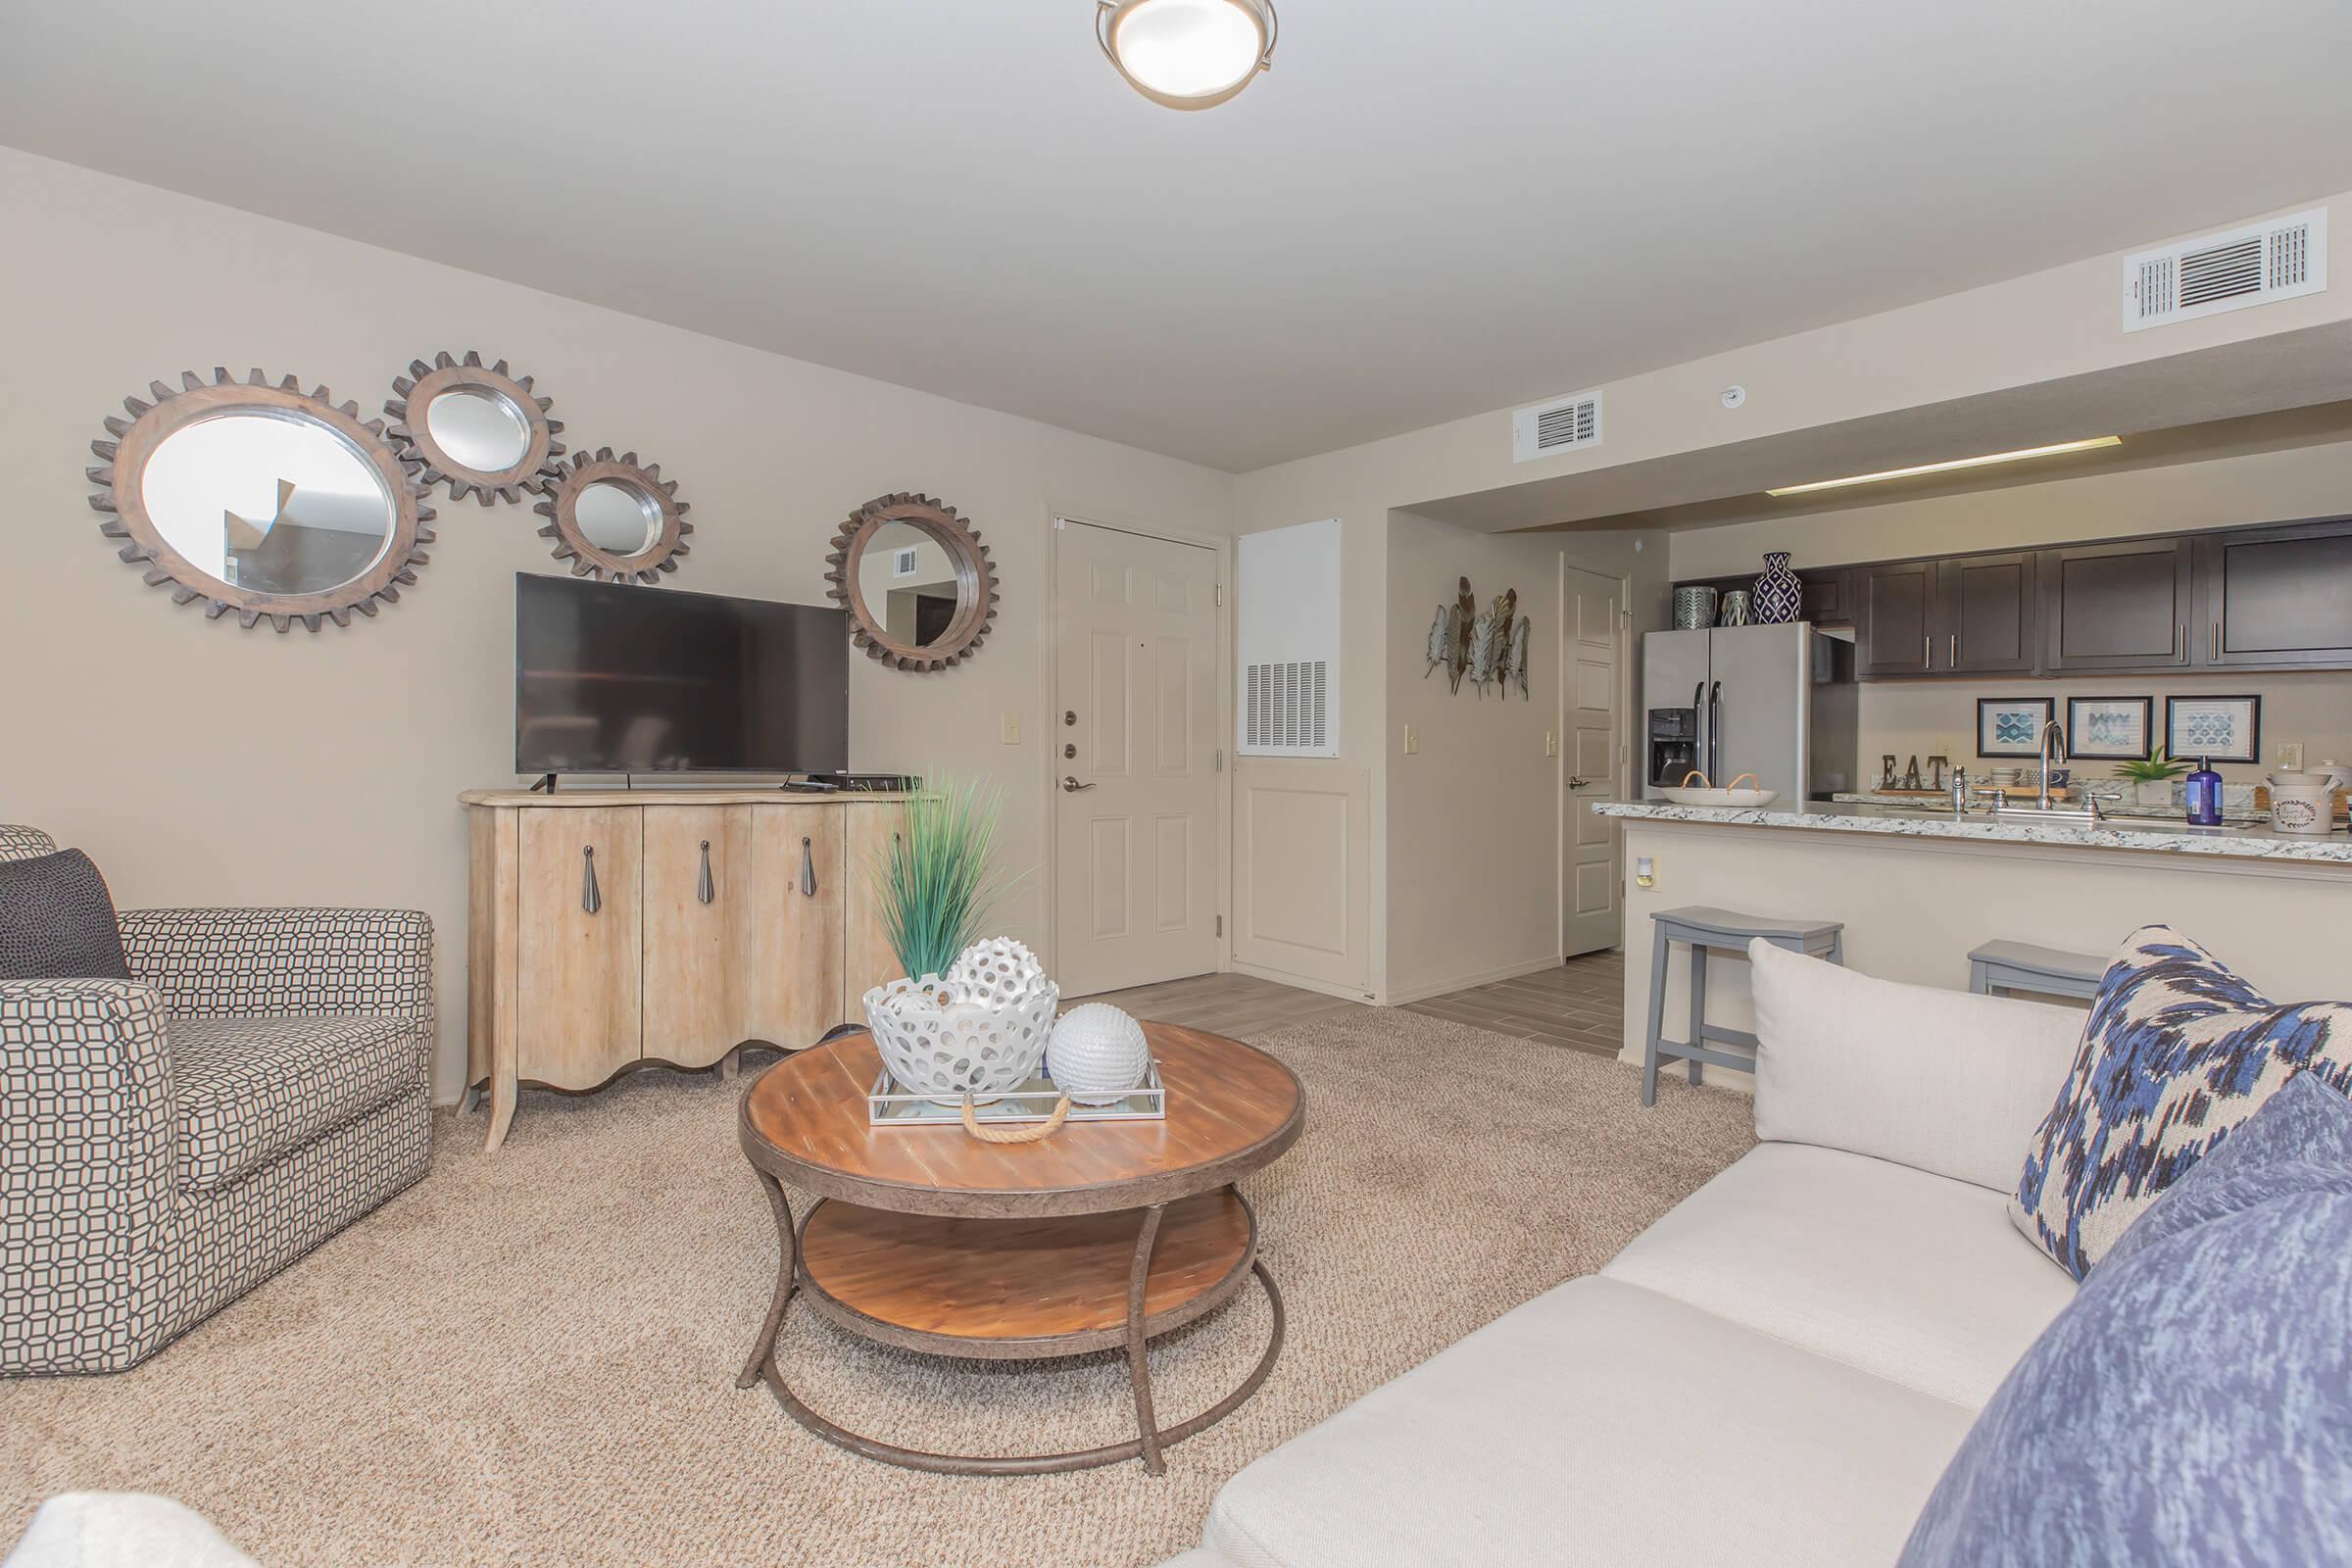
1166, 942, 2086, 1568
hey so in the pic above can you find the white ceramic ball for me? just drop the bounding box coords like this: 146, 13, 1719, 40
1049, 1004, 1151, 1106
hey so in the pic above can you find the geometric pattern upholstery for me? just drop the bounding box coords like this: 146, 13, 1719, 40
2011, 924, 2352, 1281
0, 862, 435, 1376
170, 1014, 431, 1193
0, 824, 59, 863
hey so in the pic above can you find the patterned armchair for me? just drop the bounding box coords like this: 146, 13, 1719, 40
0, 827, 434, 1375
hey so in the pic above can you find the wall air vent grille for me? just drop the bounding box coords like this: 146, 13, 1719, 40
1511, 389, 1604, 463
1245, 661, 1329, 751
2125, 208, 2326, 331
1236, 517, 1342, 760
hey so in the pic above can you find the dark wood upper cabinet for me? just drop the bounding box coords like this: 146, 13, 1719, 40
1938, 552, 2036, 673
2195, 518, 2352, 668
1798, 566, 1853, 625
1855, 561, 1936, 676
2038, 538, 2192, 672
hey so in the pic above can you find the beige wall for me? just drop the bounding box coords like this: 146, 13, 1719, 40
0, 149, 1236, 1101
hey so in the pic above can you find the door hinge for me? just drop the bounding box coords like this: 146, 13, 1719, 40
1215, 583, 1224, 607
1215, 748, 1225, 772
1216, 914, 1224, 937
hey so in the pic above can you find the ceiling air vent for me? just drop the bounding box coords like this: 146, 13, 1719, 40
2124, 208, 2326, 332
1511, 389, 1603, 463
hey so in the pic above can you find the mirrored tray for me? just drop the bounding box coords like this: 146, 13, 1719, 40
867, 1062, 1165, 1127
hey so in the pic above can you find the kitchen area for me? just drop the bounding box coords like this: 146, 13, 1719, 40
1596, 509, 2352, 1075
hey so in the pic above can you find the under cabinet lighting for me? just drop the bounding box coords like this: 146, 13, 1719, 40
1766, 436, 2122, 497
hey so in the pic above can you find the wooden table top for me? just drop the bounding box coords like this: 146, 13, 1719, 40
739, 1022, 1304, 1218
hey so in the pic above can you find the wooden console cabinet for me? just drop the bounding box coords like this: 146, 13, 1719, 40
461, 790, 905, 1151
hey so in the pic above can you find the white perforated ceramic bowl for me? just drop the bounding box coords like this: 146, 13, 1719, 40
863, 939, 1058, 1102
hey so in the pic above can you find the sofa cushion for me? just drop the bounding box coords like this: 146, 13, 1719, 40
170, 1016, 428, 1193
1903, 1075, 2352, 1567
0, 850, 130, 982
1602, 1143, 2075, 1408
1748, 939, 2082, 1192
1203, 1276, 1976, 1568
2011, 924, 2352, 1280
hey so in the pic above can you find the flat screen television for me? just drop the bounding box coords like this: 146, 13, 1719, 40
515, 574, 850, 776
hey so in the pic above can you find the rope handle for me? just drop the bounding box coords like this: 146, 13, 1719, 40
1727, 773, 1759, 791
959, 1094, 1072, 1144
1679, 769, 1711, 788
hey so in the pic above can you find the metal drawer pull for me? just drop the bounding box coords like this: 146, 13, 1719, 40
801, 836, 817, 897
1923, 634, 1931, 667
1947, 633, 1955, 666
581, 846, 602, 915
697, 840, 714, 905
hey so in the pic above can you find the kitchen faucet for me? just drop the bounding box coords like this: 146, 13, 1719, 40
2036, 720, 2067, 809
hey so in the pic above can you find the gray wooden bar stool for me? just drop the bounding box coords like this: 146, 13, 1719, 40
1966, 940, 2109, 1002
1643, 906, 1844, 1105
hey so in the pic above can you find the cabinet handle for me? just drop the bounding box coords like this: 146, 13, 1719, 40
1947, 633, 1955, 667
581, 846, 601, 915
1923, 634, 1932, 668
800, 836, 817, 897
2211, 620, 2220, 662
697, 840, 714, 905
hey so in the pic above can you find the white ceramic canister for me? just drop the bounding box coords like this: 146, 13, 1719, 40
2266, 772, 2337, 837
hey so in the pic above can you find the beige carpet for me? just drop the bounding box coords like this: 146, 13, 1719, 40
0, 1009, 1752, 1568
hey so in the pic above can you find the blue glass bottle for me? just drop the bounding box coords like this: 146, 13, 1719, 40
2184, 756, 2223, 826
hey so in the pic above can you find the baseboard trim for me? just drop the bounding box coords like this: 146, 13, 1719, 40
1384, 954, 1573, 1007
1225, 958, 1376, 1005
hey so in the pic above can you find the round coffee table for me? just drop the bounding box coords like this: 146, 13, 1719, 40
735, 1021, 1303, 1475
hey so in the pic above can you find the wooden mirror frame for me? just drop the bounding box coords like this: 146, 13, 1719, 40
532, 447, 692, 584
825, 493, 999, 671
384, 350, 564, 505
86, 368, 437, 633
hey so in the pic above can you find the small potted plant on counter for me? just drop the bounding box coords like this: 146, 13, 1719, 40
2114, 751, 2189, 809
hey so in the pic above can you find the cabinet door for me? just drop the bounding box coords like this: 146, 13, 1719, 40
2196, 519, 2352, 668
2038, 539, 2192, 671
1938, 553, 2036, 673
1798, 567, 1853, 626
1856, 562, 1936, 676
840, 801, 907, 1026
516, 808, 642, 1090
641, 806, 749, 1069
742, 807, 845, 1051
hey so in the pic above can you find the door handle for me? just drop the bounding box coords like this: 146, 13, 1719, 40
696, 840, 714, 905
1061, 776, 1097, 793
581, 846, 601, 916
1567, 774, 1592, 789
800, 836, 817, 897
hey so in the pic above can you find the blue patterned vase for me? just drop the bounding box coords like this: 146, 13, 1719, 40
1752, 551, 1802, 624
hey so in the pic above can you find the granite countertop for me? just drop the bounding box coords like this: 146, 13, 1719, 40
1594, 798, 2352, 865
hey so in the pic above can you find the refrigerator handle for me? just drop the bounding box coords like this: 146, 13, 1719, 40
1708, 680, 1723, 780
1690, 681, 1707, 783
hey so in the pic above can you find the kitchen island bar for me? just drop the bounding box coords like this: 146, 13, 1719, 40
1592, 800, 2351, 1085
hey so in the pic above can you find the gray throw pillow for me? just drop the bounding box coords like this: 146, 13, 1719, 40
1905, 1075, 2352, 1567
0, 848, 131, 980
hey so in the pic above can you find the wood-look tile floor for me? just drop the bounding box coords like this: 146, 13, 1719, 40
1086, 949, 1626, 1059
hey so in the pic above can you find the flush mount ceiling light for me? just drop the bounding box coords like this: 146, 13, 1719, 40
1766, 436, 2123, 498
1098, 0, 1278, 111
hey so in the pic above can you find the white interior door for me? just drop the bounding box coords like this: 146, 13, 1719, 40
1562, 564, 1624, 956
1053, 519, 1223, 997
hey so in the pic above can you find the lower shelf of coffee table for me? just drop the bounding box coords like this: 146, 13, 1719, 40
797, 1190, 1254, 1358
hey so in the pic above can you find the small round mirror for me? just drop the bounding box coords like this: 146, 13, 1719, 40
574, 478, 660, 555
423, 387, 531, 475
856, 518, 964, 649
139, 410, 395, 595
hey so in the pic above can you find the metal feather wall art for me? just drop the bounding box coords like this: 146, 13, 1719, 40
1423, 576, 1530, 698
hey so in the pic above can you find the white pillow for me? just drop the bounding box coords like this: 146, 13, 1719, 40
1747, 939, 2084, 1192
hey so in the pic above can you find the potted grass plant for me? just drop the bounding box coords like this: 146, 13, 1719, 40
861, 774, 1053, 1102
2114, 751, 2189, 809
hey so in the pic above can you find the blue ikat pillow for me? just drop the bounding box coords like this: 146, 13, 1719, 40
2010, 924, 2352, 1280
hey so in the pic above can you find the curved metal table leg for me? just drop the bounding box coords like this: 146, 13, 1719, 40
1127, 1203, 1168, 1475
736, 1170, 798, 1390
755, 1260, 1286, 1475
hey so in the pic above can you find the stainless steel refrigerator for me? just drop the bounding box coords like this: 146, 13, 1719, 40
1641, 623, 1858, 803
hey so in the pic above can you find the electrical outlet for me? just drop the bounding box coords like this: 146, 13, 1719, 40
2279, 742, 2305, 771
1402, 724, 1418, 756
1000, 712, 1020, 746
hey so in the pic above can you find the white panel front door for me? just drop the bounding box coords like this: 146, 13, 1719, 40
1054, 520, 1223, 997
1562, 564, 1624, 956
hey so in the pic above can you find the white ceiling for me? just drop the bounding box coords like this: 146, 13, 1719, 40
8, 1, 2352, 472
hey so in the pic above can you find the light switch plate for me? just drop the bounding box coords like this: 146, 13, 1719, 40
2279, 742, 2305, 770
1001, 713, 1020, 746
1403, 724, 1418, 755
1544, 730, 1559, 757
